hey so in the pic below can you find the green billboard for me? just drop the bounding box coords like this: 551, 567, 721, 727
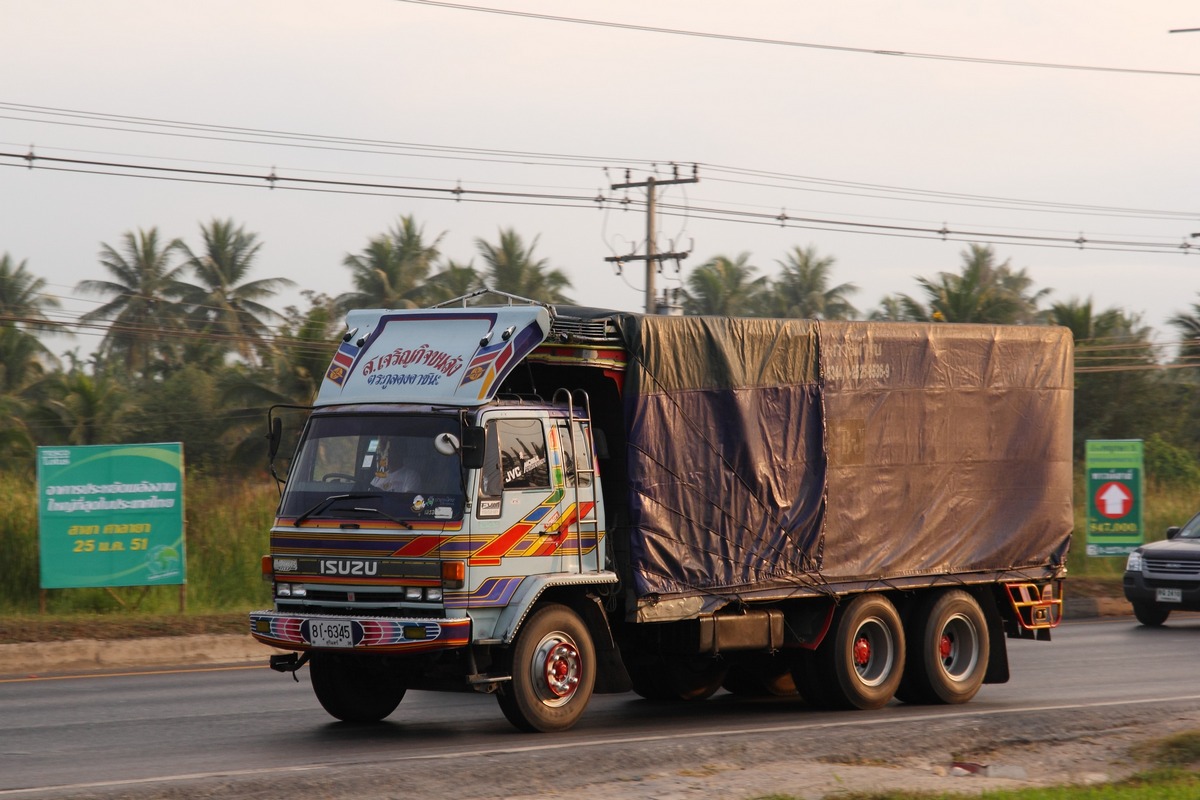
37, 444, 186, 589
1084, 439, 1143, 557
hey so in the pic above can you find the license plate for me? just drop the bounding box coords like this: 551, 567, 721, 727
1156, 588, 1183, 603
307, 620, 354, 647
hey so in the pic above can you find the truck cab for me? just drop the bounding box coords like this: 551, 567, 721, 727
251, 302, 621, 731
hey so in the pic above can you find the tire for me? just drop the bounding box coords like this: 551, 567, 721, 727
898, 590, 988, 705
804, 594, 904, 710
628, 654, 728, 701
1132, 600, 1170, 627
308, 653, 406, 723
498, 604, 596, 732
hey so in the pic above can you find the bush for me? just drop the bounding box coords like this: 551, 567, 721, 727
1144, 433, 1200, 487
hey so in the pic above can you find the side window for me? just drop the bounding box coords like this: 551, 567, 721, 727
556, 421, 593, 488
480, 422, 503, 498
498, 419, 549, 490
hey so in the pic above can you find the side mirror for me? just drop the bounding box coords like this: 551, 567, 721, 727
267, 416, 283, 461
461, 425, 486, 469
1166, 526, 1181, 540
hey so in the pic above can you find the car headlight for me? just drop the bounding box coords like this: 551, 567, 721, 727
1125, 551, 1144, 572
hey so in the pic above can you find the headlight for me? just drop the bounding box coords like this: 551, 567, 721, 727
1125, 551, 1144, 572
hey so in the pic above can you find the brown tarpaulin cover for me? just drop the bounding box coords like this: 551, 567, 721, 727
616, 315, 1073, 618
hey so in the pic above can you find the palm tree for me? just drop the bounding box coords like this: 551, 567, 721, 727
682, 253, 766, 316
767, 245, 858, 320
30, 363, 129, 446
1167, 296, 1200, 365
179, 218, 295, 364
0, 254, 62, 458
0, 252, 61, 329
336, 215, 444, 311
1049, 300, 1158, 457
0, 325, 50, 465
0, 253, 61, 380
867, 295, 911, 321
217, 294, 343, 469
423, 261, 482, 305
475, 229, 572, 304
900, 244, 1047, 324
76, 229, 189, 376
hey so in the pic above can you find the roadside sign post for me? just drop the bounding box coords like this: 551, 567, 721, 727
1084, 439, 1144, 557
37, 443, 187, 611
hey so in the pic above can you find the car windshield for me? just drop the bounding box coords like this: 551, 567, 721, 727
1178, 512, 1200, 540
279, 413, 464, 523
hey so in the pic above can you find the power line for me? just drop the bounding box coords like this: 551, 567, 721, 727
394, 0, 1200, 78
7, 101, 1199, 224
5, 150, 1198, 258
0, 101, 655, 171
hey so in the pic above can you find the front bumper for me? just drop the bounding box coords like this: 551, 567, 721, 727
249, 610, 471, 654
1122, 572, 1200, 611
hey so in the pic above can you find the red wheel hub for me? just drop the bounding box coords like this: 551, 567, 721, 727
854, 636, 871, 666
542, 642, 581, 699
939, 633, 953, 661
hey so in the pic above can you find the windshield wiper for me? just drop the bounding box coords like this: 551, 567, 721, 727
352, 505, 414, 530
294, 492, 380, 527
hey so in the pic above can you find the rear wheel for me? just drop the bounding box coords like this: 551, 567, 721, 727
898, 590, 988, 705
309, 652, 406, 723
498, 604, 596, 732
800, 594, 904, 710
1132, 600, 1170, 627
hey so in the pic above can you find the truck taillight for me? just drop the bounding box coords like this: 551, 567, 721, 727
442, 560, 465, 589
261, 555, 272, 581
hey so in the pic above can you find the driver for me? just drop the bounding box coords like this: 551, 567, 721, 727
370, 439, 419, 493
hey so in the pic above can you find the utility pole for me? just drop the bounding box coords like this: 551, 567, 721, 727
605, 164, 698, 314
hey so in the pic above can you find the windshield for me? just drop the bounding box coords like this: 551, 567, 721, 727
1178, 511, 1200, 540
279, 413, 465, 523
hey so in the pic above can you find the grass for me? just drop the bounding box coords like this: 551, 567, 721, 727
748, 731, 1200, 800
0, 612, 248, 644
794, 770, 1200, 798
0, 470, 274, 620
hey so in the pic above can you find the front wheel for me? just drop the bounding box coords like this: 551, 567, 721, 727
498, 604, 596, 732
1132, 600, 1170, 627
309, 652, 406, 723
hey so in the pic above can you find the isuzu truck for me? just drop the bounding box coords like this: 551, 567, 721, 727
250, 293, 1073, 732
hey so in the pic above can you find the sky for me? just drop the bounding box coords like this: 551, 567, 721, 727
2, 1, 1199, 358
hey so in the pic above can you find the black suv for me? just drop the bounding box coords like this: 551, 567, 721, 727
1123, 511, 1200, 626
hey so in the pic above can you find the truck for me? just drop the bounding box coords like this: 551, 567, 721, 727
250, 292, 1074, 732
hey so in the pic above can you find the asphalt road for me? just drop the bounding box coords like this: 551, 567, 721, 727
2, 614, 1198, 799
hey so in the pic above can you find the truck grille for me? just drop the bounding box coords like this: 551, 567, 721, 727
550, 313, 621, 343
1145, 557, 1200, 577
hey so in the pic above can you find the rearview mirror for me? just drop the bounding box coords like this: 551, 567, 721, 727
434, 432, 461, 456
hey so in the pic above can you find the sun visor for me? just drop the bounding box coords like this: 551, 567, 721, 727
316, 306, 552, 407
